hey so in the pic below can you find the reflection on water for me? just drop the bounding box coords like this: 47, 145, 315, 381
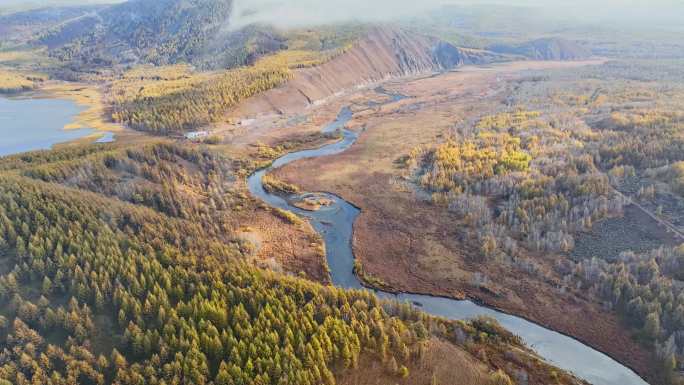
247, 96, 650, 385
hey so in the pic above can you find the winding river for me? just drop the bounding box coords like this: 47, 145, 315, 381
0, 96, 114, 157
247, 95, 650, 385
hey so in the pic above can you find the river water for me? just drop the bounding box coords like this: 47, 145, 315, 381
247, 99, 650, 385
0, 96, 113, 157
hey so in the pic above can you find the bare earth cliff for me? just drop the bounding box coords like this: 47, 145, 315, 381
231, 28, 493, 117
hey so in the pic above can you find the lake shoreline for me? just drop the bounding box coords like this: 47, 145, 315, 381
0, 93, 113, 157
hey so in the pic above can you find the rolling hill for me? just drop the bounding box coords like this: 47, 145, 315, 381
38, 0, 284, 69
488, 37, 592, 61
0, 5, 104, 47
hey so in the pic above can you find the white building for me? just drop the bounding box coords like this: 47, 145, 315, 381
184, 131, 209, 140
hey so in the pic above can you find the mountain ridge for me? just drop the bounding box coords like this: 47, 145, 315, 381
28, 0, 591, 72
230, 27, 503, 118
488, 37, 591, 61
37, 0, 288, 69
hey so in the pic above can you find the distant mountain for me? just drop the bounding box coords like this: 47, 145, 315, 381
0, 5, 104, 46
38, 0, 284, 69
432, 43, 513, 67
33, 0, 520, 72
16, 0, 590, 72
488, 37, 591, 60
1, 0, 119, 9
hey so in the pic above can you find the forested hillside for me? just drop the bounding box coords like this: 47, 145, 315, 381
105, 27, 494, 134
40, 0, 278, 69
0, 142, 579, 385
109, 62, 292, 134
0, 5, 103, 47
32, 0, 346, 71
488, 38, 591, 61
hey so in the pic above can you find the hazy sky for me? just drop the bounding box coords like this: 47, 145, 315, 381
1, 0, 682, 31
228, 0, 448, 30
0, 0, 119, 6
0, 0, 121, 12
229, 0, 684, 30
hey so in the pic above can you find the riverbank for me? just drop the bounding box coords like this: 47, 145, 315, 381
266, 61, 655, 382
248, 97, 650, 385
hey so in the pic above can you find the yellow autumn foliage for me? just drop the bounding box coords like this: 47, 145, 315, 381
0, 69, 44, 94
111, 62, 293, 133
420, 134, 532, 193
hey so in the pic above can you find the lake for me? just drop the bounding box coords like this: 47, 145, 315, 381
0, 96, 113, 157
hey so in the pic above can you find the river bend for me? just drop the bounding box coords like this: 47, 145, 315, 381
247, 98, 649, 385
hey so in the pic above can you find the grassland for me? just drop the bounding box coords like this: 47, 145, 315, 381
0, 48, 60, 69
0, 68, 44, 93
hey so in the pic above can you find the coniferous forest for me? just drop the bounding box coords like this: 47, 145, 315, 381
0, 143, 574, 385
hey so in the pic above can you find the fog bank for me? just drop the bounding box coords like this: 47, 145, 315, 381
228, 0, 450, 30
228, 0, 684, 31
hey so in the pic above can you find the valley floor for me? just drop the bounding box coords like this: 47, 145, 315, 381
228, 60, 657, 379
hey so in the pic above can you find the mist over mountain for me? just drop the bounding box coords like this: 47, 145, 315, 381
6, 0, 682, 32
4, 0, 682, 72
228, 0, 684, 32
227, 0, 449, 31
0, 0, 122, 14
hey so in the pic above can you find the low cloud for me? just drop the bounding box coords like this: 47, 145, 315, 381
228, 0, 449, 31
227, 0, 684, 32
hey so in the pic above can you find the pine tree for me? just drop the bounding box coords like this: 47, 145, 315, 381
42, 277, 52, 296
644, 312, 661, 339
